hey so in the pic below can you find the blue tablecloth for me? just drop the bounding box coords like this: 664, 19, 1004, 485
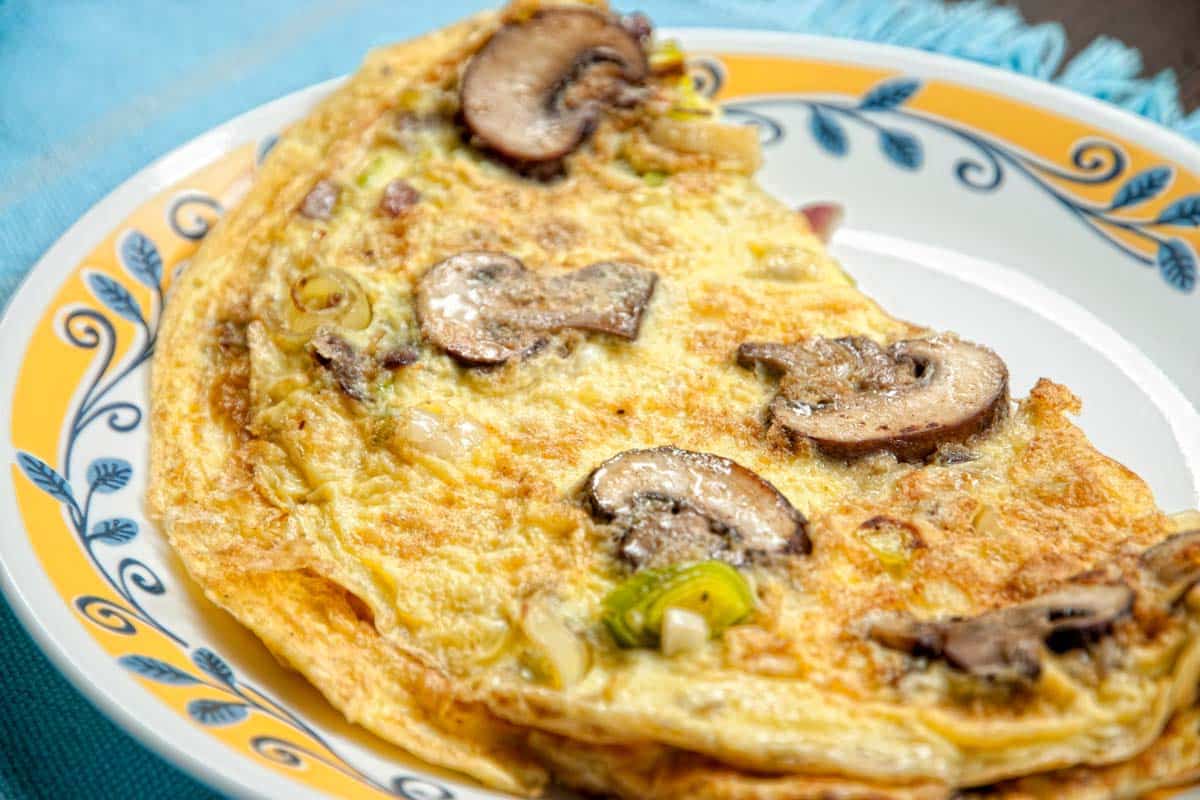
1, 1, 1196, 797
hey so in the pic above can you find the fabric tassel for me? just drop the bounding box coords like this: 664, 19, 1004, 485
696, 0, 1197, 141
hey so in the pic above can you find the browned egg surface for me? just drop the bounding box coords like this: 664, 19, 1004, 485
149, 4, 1200, 798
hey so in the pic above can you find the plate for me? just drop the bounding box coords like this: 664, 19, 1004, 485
3, 30, 1199, 800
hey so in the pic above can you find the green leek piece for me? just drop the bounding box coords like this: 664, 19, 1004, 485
355, 155, 385, 187
602, 560, 755, 648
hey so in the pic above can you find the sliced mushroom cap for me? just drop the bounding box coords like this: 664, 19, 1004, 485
460, 8, 648, 163
416, 251, 657, 365
869, 582, 1133, 682
737, 335, 1009, 461
1140, 529, 1200, 605
583, 446, 810, 570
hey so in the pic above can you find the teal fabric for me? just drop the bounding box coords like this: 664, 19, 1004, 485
0, 602, 219, 798
0, 2, 1196, 797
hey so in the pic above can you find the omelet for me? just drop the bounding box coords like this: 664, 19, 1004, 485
148, 2, 1200, 797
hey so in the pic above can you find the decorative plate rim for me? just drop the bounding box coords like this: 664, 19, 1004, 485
0, 78, 348, 800
683, 29, 1200, 170
1, 29, 1198, 800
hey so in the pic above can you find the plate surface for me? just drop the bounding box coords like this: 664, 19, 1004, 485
3, 31, 1200, 800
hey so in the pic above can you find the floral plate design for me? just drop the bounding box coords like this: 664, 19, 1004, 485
1, 32, 1199, 800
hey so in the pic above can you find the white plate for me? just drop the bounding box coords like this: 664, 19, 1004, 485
2, 30, 1198, 800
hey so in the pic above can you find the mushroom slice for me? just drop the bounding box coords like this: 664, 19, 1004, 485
299, 179, 340, 220
378, 179, 420, 217
583, 446, 810, 570
460, 8, 648, 164
798, 202, 844, 243
869, 582, 1133, 682
309, 330, 370, 402
737, 335, 1009, 461
378, 345, 419, 370
1141, 529, 1200, 605
416, 251, 656, 366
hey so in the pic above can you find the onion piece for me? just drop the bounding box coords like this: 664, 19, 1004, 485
520, 599, 590, 688
648, 116, 760, 175
278, 268, 371, 346
1169, 509, 1200, 533
399, 408, 482, 460
660, 607, 709, 657
648, 39, 683, 74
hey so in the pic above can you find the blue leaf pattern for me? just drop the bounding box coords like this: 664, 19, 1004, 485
16, 452, 74, 504
17, 131, 445, 797
86, 273, 144, 324
91, 518, 138, 545
858, 79, 921, 111
809, 108, 848, 156
880, 129, 923, 170
187, 699, 248, 726
1156, 194, 1200, 226
1109, 166, 1172, 210
257, 134, 279, 166
119, 655, 199, 685
393, 777, 454, 800
1157, 239, 1197, 292
727, 80, 1200, 292
192, 648, 236, 686
118, 231, 162, 289
87, 458, 132, 494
